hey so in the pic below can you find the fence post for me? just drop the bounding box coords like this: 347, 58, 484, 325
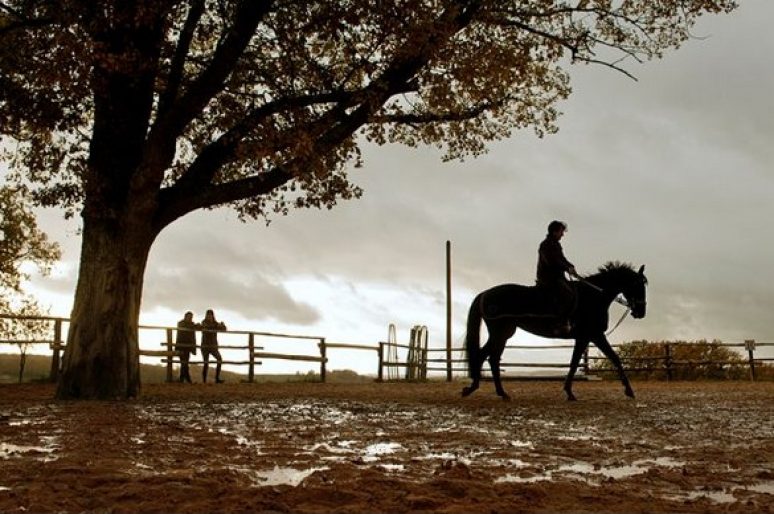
248, 333, 255, 383
446, 240, 452, 382
664, 343, 673, 381
49, 319, 62, 382
582, 347, 589, 375
377, 342, 384, 382
165, 328, 174, 383
319, 338, 327, 383
745, 339, 756, 381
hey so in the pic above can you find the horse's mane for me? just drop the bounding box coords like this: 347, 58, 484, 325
587, 261, 643, 284
597, 261, 636, 275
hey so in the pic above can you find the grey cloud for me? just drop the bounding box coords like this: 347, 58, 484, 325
143, 265, 320, 325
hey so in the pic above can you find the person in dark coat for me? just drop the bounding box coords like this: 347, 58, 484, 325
200, 309, 226, 383
536, 220, 578, 335
175, 311, 197, 383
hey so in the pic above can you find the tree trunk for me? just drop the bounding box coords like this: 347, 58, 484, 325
56, 216, 154, 400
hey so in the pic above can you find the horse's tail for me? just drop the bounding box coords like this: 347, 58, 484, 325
464, 293, 483, 378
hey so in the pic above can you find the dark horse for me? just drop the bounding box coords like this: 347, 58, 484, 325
462, 262, 647, 401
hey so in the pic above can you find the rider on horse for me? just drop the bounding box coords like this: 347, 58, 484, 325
537, 220, 578, 335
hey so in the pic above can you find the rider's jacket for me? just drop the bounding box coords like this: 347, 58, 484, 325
536, 235, 574, 287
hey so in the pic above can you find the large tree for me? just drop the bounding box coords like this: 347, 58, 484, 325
0, 0, 736, 399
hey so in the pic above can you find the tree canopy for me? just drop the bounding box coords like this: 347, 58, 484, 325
1, 0, 736, 227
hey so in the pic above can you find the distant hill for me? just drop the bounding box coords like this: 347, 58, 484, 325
0, 353, 373, 384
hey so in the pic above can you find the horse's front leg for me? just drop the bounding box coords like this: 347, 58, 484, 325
489, 351, 510, 401
564, 339, 589, 401
593, 334, 635, 399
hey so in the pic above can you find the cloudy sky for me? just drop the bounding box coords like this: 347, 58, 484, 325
24, 0, 774, 374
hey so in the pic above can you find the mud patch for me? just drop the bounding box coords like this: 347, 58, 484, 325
0, 381, 772, 513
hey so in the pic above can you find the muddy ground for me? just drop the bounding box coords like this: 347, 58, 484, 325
0, 380, 772, 513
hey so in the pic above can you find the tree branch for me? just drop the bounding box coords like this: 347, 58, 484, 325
158, 0, 205, 116
154, 0, 483, 228
371, 101, 498, 125
155, 0, 274, 139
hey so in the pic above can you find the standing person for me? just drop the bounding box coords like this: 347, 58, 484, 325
175, 311, 198, 383
536, 220, 578, 335
200, 309, 226, 383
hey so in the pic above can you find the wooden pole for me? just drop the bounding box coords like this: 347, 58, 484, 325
319, 338, 327, 383
745, 339, 756, 381
165, 328, 174, 383
446, 240, 452, 382
377, 342, 384, 382
49, 319, 62, 382
248, 333, 255, 383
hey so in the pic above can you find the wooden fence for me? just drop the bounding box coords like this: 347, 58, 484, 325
0, 314, 383, 382
2, 314, 773, 382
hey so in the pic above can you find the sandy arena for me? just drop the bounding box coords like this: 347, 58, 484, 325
0, 380, 772, 513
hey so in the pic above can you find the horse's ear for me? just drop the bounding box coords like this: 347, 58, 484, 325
638, 264, 645, 275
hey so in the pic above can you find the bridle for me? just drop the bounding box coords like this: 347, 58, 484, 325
575, 276, 644, 336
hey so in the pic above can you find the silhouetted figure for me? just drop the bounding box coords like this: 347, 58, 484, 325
200, 309, 226, 383
175, 311, 197, 383
537, 220, 578, 335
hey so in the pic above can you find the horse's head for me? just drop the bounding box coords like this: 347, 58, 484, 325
623, 264, 648, 319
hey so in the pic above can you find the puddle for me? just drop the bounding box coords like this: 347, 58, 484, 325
364, 442, 402, 457
745, 481, 774, 495
378, 464, 405, 472
305, 442, 356, 455
245, 466, 327, 487
0, 441, 58, 461
665, 490, 738, 504
496, 457, 686, 484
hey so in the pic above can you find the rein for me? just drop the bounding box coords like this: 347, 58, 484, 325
606, 307, 631, 336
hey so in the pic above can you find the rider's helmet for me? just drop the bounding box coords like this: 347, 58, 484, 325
547, 220, 567, 234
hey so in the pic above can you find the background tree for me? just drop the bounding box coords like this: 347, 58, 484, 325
591, 339, 760, 380
0, 185, 60, 382
0, 0, 737, 399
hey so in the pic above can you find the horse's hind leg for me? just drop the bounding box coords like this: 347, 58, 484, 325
564, 339, 589, 401
593, 334, 635, 399
462, 346, 487, 397
462, 333, 494, 397
488, 322, 516, 401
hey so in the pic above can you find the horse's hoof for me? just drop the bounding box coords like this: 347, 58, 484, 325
625, 388, 635, 399
461, 387, 473, 397
500, 394, 511, 402
566, 394, 577, 402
